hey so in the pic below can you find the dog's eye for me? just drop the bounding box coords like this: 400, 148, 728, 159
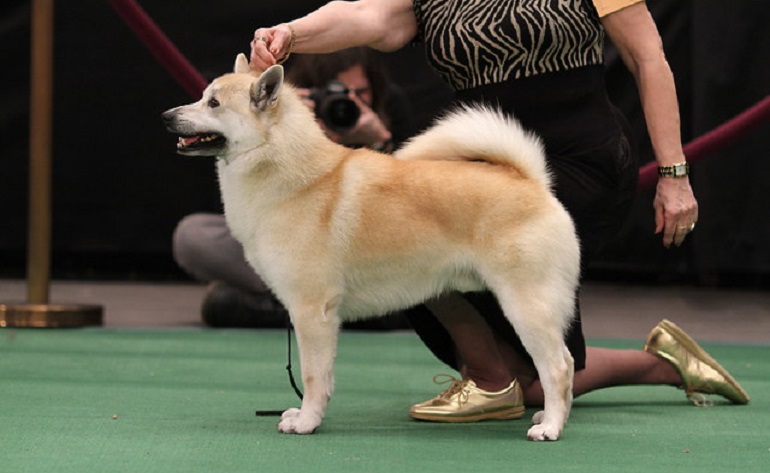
208, 97, 220, 108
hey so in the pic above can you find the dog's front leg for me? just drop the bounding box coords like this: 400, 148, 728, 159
278, 302, 340, 435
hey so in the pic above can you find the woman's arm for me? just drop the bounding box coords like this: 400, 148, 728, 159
250, 0, 417, 70
601, 3, 698, 248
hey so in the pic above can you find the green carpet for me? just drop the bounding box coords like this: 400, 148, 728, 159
1, 329, 768, 473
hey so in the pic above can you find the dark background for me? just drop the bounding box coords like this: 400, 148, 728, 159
1, 0, 768, 286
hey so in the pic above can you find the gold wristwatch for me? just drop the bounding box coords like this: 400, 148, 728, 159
657, 162, 689, 178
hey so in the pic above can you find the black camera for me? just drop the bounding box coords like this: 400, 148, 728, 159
309, 80, 360, 132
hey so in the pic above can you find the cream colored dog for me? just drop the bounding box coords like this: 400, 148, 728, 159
163, 54, 580, 441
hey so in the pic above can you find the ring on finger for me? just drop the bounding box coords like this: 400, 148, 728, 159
254, 36, 267, 42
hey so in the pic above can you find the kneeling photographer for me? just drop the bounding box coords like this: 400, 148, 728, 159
287, 47, 413, 153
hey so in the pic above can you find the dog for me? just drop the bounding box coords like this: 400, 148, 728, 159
163, 54, 580, 441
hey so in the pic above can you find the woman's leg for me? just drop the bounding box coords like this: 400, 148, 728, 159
522, 347, 680, 406
424, 295, 680, 400
172, 213, 269, 293
425, 293, 523, 391
173, 213, 288, 327
424, 293, 680, 404
420, 299, 740, 409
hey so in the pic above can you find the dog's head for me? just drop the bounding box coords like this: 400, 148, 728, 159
162, 54, 284, 159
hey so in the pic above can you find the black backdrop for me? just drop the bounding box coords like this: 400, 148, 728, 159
1, 0, 768, 285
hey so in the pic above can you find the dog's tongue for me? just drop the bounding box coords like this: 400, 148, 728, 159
178, 136, 201, 147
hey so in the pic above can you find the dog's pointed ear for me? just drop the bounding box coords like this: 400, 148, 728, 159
234, 53, 251, 74
250, 65, 284, 112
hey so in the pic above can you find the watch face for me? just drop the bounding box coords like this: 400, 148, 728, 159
658, 163, 688, 177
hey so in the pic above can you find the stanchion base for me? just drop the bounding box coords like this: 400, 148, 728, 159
0, 304, 104, 328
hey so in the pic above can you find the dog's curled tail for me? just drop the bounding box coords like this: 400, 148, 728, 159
394, 105, 551, 188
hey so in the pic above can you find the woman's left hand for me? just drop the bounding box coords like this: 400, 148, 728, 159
653, 176, 699, 248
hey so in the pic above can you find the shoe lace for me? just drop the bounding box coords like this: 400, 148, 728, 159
432, 374, 470, 405
686, 391, 714, 407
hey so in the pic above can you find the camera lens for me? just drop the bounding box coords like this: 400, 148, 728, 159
322, 97, 360, 131
311, 80, 361, 132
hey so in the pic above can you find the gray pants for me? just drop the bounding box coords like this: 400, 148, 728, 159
172, 213, 270, 295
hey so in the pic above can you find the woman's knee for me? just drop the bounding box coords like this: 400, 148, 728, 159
172, 213, 224, 271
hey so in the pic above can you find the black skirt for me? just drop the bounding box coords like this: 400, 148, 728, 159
405, 65, 639, 372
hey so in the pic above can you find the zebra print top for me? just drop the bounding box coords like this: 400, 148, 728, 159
412, 0, 605, 91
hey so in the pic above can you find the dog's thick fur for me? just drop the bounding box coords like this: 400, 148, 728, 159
163, 54, 580, 441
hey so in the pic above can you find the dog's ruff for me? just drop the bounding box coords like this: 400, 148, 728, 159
163, 54, 581, 441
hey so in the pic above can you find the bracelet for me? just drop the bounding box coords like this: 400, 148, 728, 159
276, 23, 296, 65
657, 162, 689, 178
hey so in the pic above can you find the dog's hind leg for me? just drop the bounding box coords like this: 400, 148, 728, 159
492, 281, 575, 441
277, 297, 342, 434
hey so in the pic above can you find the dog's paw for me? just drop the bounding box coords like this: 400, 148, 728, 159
280, 408, 301, 421
529, 409, 567, 440
277, 409, 321, 435
527, 423, 562, 441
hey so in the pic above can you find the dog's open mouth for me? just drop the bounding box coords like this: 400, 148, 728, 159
176, 133, 225, 152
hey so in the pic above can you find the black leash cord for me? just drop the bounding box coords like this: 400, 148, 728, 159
255, 313, 304, 417
285, 313, 304, 401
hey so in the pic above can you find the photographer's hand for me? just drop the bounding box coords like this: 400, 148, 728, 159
337, 96, 392, 150
294, 88, 317, 112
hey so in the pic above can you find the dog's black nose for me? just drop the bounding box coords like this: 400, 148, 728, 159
161, 110, 175, 125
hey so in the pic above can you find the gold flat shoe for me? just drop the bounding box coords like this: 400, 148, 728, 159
409, 375, 525, 422
644, 319, 750, 406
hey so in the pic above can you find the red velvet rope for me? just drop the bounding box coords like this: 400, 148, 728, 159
638, 94, 770, 190
108, 0, 770, 191
108, 0, 207, 98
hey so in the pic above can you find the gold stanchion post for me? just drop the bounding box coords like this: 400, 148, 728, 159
0, 0, 103, 328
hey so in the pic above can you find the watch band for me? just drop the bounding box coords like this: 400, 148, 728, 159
657, 162, 689, 178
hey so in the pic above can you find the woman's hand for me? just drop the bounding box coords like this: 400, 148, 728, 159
654, 176, 699, 248
250, 23, 294, 71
